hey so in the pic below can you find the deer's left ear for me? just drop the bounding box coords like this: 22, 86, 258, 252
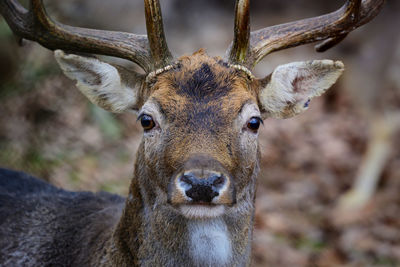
258, 60, 344, 119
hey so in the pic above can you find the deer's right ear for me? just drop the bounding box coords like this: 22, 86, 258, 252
54, 50, 145, 113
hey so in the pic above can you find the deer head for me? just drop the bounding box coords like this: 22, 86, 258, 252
0, 0, 384, 265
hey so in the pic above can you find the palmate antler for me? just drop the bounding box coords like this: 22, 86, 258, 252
0, 0, 172, 73
228, 0, 385, 68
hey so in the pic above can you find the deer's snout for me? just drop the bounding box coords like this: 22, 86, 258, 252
168, 155, 236, 214
178, 172, 226, 203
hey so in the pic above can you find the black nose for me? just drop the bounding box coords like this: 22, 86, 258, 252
178, 173, 226, 203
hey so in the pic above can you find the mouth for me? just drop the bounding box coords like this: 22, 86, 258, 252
179, 204, 226, 219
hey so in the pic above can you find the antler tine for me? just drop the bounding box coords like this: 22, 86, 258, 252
0, 0, 154, 72
144, 0, 173, 69
228, 0, 250, 64
244, 0, 385, 68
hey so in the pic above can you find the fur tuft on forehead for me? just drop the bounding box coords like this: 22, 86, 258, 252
152, 49, 256, 98
149, 50, 258, 119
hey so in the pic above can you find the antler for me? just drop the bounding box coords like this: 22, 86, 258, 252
228, 0, 385, 69
144, 0, 173, 69
229, 0, 250, 64
0, 0, 173, 73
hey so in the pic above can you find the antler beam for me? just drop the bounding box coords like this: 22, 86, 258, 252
229, 0, 250, 64
144, 0, 173, 69
0, 0, 174, 73
227, 0, 385, 68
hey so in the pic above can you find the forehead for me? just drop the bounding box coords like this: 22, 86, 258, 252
149, 51, 257, 127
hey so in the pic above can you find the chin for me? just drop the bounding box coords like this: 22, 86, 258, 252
179, 204, 226, 219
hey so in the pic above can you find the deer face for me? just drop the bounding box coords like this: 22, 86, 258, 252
140, 52, 260, 218
55, 49, 344, 219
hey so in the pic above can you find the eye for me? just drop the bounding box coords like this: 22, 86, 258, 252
247, 117, 262, 132
140, 114, 156, 131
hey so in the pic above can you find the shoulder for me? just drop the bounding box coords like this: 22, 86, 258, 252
0, 167, 62, 196
0, 167, 125, 204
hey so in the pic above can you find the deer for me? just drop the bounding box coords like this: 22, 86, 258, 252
0, 0, 384, 266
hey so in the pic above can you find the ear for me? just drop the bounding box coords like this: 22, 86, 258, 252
258, 60, 344, 119
54, 50, 145, 113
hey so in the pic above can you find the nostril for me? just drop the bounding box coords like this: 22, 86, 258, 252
213, 176, 225, 187
178, 174, 197, 192
181, 175, 193, 186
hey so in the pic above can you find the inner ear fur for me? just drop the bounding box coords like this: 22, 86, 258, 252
258, 60, 344, 119
55, 50, 145, 113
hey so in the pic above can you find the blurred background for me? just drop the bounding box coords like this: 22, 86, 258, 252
0, 0, 399, 266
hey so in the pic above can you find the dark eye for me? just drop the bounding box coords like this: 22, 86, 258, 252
140, 114, 155, 131
247, 117, 262, 132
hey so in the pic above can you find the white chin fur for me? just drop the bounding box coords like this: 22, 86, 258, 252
180, 205, 225, 219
